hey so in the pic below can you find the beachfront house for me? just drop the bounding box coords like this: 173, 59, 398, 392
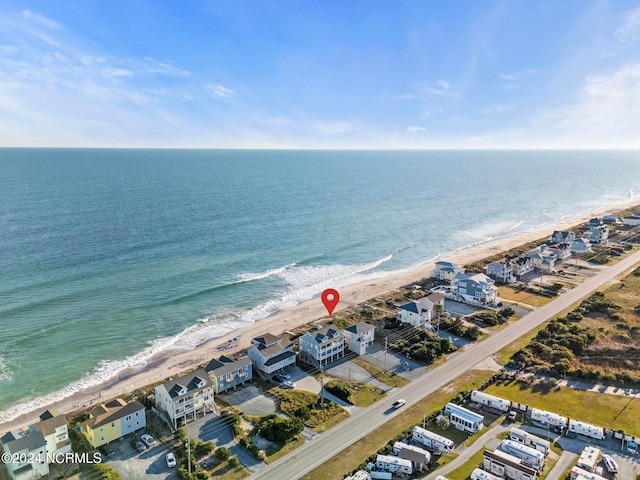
486, 260, 516, 284
585, 225, 609, 244
247, 333, 296, 377
623, 216, 640, 226
548, 243, 572, 262
81, 398, 146, 448
397, 293, 445, 327
571, 238, 592, 254
298, 324, 345, 367
342, 322, 375, 355
1, 430, 48, 480
452, 273, 498, 306
154, 368, 214, 430
433, 261, 465, 282
550, 230, 575, 245
204, 355, 252, 394
28, 409, 71, 457
527, 245, 557, 272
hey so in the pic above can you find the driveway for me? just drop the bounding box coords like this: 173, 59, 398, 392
106, 435, 178, 480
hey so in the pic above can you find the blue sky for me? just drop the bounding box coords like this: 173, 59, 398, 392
1, 1, 640, 148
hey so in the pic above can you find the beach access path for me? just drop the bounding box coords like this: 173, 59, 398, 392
249, 248, 640, 480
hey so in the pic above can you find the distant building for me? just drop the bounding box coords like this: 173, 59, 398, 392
342, 322, 375, 355
486, 260, 516, 284
453, 273, 498, 306
623, 216, 640, 226
298, 324, 344, 367
154, 369, 214, 430
550, 230, 576, 245
571, 238, 592, 254
247, 333, 296, 376
29, 409, 71, 457
204, 355, 252, 394
81, 398, 146, 448
0, 430, 48, 480
433, 261, 465, 282
585, 225, 609, 244
397, 293, 445, 327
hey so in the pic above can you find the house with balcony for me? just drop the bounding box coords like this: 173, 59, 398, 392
548, 242, 572, 262
204, 355, 252, 394
586, 225, 609, 244
298, 325, 344, 367
247, 333, 296, 377
550, 230, 575, 245
81, 398, 146, 448
397, 293, 445, 327
1, 430, 48, 480
453, 273, 498, 306
527, 245, 557, 272
571, 237, 592, 254
154, 369, 214, 430
486, 260, 516, 284
28, 409, 71, 457
342, 322, 375, 355
433, 261, 465, 282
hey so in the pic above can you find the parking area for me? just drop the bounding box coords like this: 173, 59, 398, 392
106, 435, 178, 480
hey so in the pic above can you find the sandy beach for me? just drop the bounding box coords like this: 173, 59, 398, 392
2, 197, 639, 433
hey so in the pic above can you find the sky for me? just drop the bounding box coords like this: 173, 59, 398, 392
1, 1, 640, 149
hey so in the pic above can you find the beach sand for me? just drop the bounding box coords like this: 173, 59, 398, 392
2, 198, 639, 432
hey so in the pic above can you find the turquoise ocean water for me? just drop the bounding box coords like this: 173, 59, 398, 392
1, 149, 639, 422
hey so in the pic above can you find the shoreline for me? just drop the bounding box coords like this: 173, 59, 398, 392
2, 197, 639, 432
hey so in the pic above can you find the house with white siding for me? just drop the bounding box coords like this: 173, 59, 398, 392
298, 325, 344, 367
396, 293, 444, 327
154, 369, 214, 430
247, 333, 296, 376
343, 322, 375, 355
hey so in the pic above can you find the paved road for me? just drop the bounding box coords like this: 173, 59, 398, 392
250, 250, 640, 480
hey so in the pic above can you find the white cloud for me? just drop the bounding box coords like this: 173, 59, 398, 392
616, 7, 640, 42
208, 83, 234, 98
406, 126, 425, 133
484, 103, 514, 114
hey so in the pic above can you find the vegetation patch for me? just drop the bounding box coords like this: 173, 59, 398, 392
486, 380, 640, 436
388, 329, 456, 364
274, 388, 350, 429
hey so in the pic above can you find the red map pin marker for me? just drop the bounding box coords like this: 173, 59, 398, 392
321, 288, 340, 316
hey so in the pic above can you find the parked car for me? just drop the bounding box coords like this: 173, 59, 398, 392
140, 434, 156, 447
166, 452, 177, 468
392, 399, 406, 409
131, 440, 147, 452
282, 380, 296, 389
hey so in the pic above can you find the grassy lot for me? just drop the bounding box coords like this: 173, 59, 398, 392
306, 370, 495, 480
325, 378, 387, 407
209, 461, 251, 479
486, 379, 640, 436
351, 357, 411, 388
264, 436, 304, 464
498, 286, 554, 307
273, 388, 350, 430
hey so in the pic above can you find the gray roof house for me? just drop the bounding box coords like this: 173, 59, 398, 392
154, 368, 215, 429
204, 355, 252, 394
298, 325, 344, 367
1, 430, 48, 480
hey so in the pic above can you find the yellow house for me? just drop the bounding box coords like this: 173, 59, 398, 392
81, 398, 146, 448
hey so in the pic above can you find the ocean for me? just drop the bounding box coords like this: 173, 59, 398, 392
0, 148, 639, 422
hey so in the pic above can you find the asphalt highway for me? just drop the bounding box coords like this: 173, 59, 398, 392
250, 250, 640, 480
